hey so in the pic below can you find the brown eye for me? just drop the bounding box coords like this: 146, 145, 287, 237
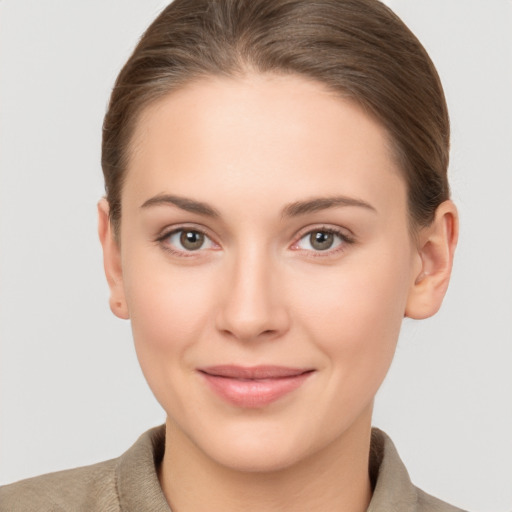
161, 228, 217, 255
309, 231, 334, 250
179, 230, 205, 250
293, 228, 349, 254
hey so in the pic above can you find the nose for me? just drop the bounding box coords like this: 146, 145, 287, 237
215, 247, 290, 342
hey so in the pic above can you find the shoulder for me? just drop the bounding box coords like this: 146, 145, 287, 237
369, 428, 468, 512
0, 458, 120, 512
0, 425, 168, 512
416, 488, 467, 512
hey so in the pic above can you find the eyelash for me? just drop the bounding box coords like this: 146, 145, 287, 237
156, 225, 355, 258
291, 226, 355, 257
156, 225, 219, 257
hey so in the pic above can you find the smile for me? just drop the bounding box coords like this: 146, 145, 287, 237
198, 365, 315, 408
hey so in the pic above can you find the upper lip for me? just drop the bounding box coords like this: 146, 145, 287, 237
198, 365, 314, 379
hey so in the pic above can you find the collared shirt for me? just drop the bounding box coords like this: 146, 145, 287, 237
0, 426, 466, 511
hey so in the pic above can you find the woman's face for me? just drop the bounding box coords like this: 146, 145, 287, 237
111, 73, 423, 471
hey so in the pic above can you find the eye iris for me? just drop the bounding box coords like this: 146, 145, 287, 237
180, 230, 204, 250
310, 231, 334, 250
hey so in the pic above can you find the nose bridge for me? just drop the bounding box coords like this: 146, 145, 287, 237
216, 241, 288, 341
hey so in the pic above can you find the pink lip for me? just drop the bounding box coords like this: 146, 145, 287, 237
198, 365, 315, 408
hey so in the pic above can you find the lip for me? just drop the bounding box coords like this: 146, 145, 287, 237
198, 365, 315, 408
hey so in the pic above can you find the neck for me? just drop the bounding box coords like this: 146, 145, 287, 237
158, 411, 373, 512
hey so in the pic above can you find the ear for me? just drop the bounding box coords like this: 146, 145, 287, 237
405, 200, 459, 319
97, 199, 130, 319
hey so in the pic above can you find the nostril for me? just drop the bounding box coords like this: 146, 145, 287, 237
217, 321, 286, 343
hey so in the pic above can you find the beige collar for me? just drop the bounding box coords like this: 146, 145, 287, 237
115, 425, 463, 512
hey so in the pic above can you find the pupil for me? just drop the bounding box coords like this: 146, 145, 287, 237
180, 230, 204, 250
311, 231, 333, 250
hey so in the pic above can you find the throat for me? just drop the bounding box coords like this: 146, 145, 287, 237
158, 417, 373, 512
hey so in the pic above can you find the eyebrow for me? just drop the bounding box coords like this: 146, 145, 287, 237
282, 196, 377, 217
140, 194, 376, 218
140, 194, 220, 217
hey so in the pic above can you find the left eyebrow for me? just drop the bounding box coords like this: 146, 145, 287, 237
140, 194, 220, 218
282, 196, 377, 218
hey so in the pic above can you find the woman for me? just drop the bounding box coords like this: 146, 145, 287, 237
0, 0, 470, 510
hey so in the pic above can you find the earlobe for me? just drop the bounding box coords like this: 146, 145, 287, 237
405, 200, 459, 319
97, 199, 130, 320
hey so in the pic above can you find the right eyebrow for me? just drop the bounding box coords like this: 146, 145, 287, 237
140, 194, 220, 218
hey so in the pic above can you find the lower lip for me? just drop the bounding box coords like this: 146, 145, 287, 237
200, 371, 314, 408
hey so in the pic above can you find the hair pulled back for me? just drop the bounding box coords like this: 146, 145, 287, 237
102, 0, 450, 235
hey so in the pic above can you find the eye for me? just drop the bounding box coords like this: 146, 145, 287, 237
160, 228, 217, 254
293, 227, 352, 253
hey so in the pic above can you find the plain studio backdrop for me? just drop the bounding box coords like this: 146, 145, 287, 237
1, 1, 511, 511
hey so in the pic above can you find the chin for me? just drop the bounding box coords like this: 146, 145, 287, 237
187, 415, 327, 474
208, 437, 308, 474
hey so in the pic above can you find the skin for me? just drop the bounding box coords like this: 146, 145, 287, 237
98, 73, 458, 512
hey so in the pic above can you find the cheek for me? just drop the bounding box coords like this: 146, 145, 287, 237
291, 249, 412, 379
294, 268, 406, 432
121, 252, 218, 394
124, 248, 216, 338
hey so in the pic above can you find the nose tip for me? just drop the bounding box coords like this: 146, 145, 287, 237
215, 259, 290, 342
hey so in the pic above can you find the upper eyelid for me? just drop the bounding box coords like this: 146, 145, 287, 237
293, 224, 355, 242
157, 223, 215, 241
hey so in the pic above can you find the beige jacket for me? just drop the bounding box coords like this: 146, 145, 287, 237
0, 426, 466, 511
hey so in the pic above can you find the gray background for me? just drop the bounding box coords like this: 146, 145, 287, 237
1, 1, 511, 511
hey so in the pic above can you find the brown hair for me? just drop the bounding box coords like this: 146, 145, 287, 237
102, 0, 450, 236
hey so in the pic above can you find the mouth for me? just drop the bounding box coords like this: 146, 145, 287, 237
197, 365, 315, 408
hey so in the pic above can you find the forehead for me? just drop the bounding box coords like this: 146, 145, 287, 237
125, 73, 406, 218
